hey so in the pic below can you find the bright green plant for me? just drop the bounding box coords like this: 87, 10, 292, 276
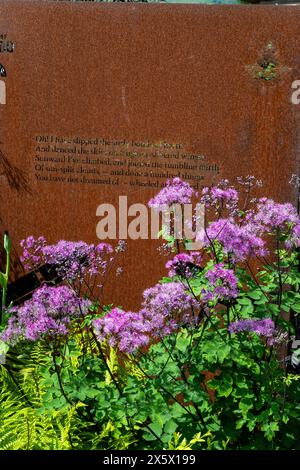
0, 232, 11, 319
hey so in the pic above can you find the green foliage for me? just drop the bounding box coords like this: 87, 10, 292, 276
0, 232, 11, 317
167, 431, 212, 450
0, 344, 75, 449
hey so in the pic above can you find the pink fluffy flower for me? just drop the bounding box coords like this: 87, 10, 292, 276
93, 282, 198, 354
148, 177, 196, 208
199, 218, 266, 262
252, 198, 298, 231
1, 285, 91, 344
202, 263, 239, 302
166, 252, 202, 278
201, 180, 239, 215
20, 237, 113, 281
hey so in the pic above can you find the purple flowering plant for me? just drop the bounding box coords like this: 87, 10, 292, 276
1, 284, 91, 344
20, 237, 114, 284
1, 176, 300, 450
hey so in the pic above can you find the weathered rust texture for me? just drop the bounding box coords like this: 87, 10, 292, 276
0, 2, 299, 308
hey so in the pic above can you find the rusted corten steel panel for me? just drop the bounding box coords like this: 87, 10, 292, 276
0, 2, 299, 308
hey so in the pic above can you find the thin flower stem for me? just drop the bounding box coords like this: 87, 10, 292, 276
184, 277, 227, 345
204, 225, 219, 263
52, 350, 75, 409
157, 333, 179, 375
226, 306, 231, 338
276, 230, 283, 310
245, 260, 270, 302
132, 360, 205, 430
143, 423, 164, 445
90, 328, 123, 397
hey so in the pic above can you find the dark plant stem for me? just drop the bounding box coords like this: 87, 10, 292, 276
143, 423, 164, 446
184, 277, 227, 345
276, 230, 283, 311
51, 348, 95, 425
52, 351, 77, 409
204, 226, 219, 263
245, 260, 270, 301
133, 360, 205, 431
74, 293, 123, 397
280, 368, 288, 424
90, 328, 123, 397
226, 306, 231, 337
158, 333, 179, 375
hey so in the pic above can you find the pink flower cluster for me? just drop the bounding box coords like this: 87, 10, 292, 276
141, 282, 198, 324
93, 282, 197, 353
201, 218, 267, 262
228, 318, 275, 345
1, 285, 91, 344
251, 198, 300, 248
93, 308, 150, 354
152, 177, 300, 261
253, 198, 299, 231
165, 252, 202, 278
201, 179, 239, 215
21, 237, 113, 281
202, 263, 239, 302
148, 177, 197, 208
287, 222, 300, 249
20, 236, 47, 267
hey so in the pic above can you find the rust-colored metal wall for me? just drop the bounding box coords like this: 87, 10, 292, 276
0, 2, 299, 308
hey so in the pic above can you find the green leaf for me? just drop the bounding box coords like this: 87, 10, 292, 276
247, 291, 262, 300
281, 303, 290, 313
211, 373, 233, 398
236, 418, 246, 430
142, 432, 157, 442
247, 420, 257, 432
216, 344, 231, 364
292, 303, 300, 313
237, 297, 253, 306
262, 421, 279, 441
85, 388, 99, 398
0, 271, 7, 288
282, 415, 289, 424
164, 419, 177, 435
148, 421, 163, 438
239, 398, 254, 417
241, 304, 254, 315
176, 335, 189, 353
0, 339, 9, 355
